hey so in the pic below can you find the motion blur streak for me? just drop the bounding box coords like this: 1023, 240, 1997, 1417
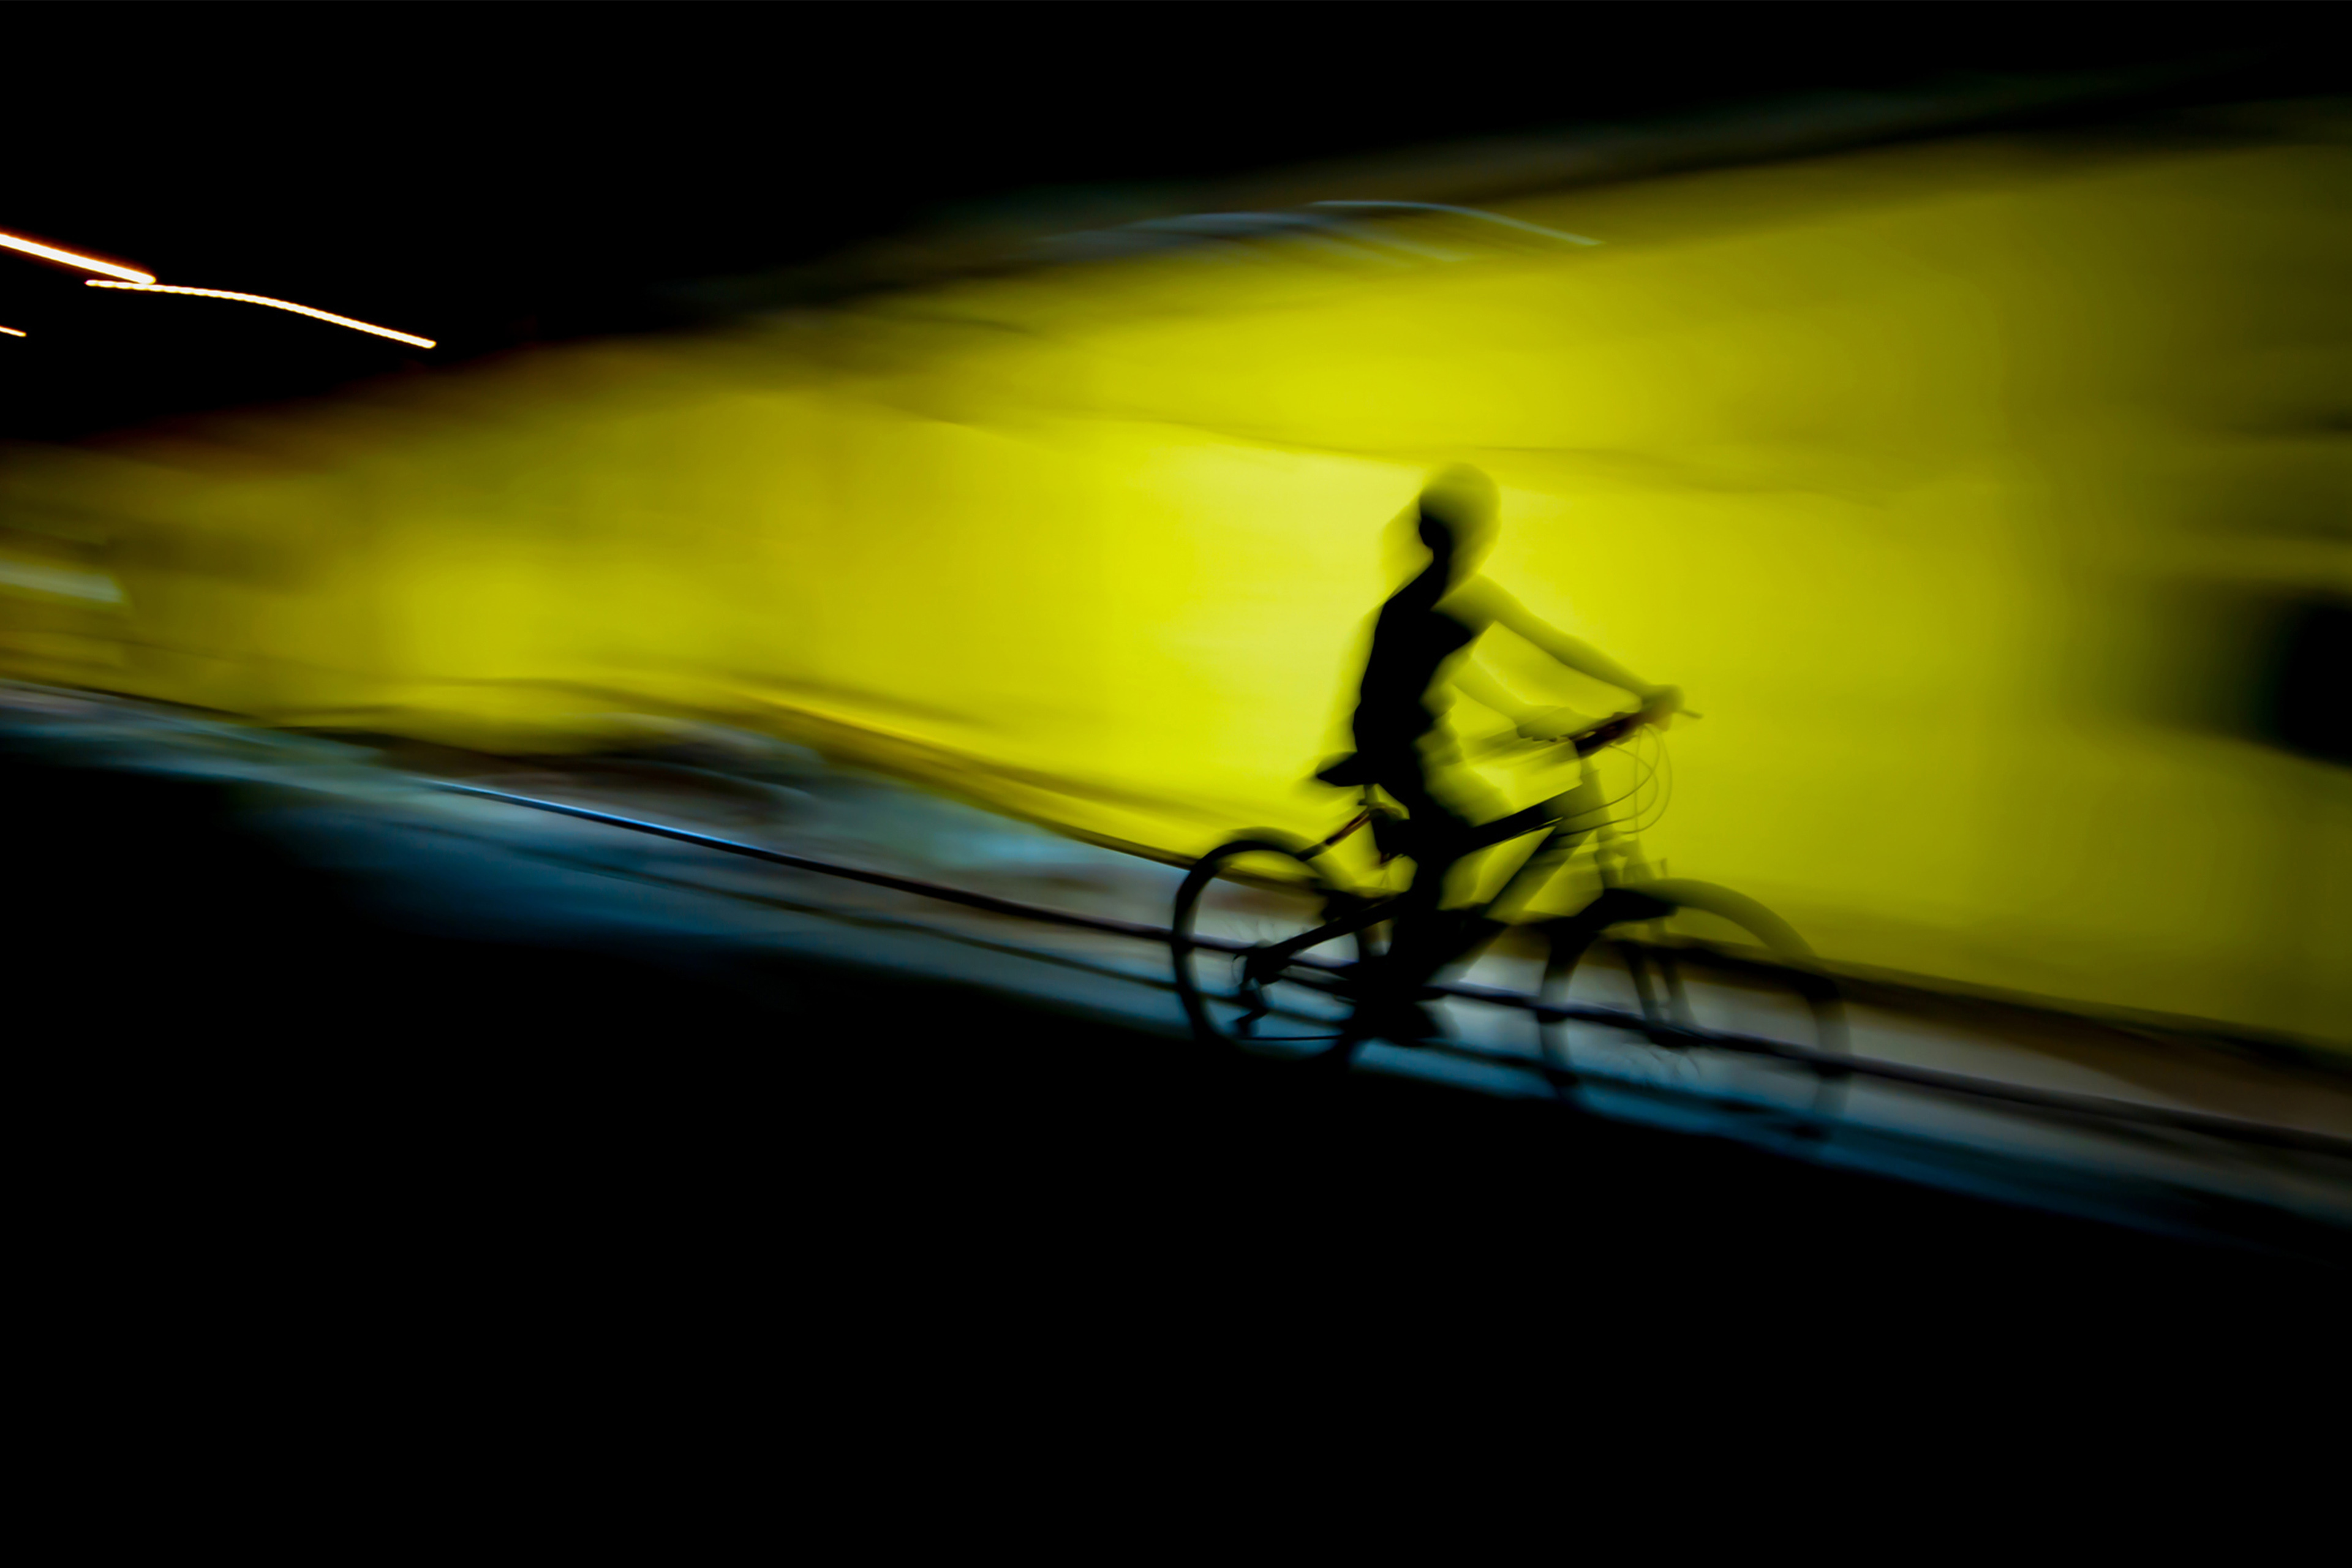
0, 228, 156, 284
3, 113, 2347, 1050
1, 325, 24, 338
1309, 201, 1602, 246
81, 281, 436, 348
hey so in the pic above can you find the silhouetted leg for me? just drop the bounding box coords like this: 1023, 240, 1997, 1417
1348, 751, 1512, 1042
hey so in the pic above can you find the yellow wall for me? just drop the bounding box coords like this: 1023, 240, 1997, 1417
4, 125, 2346, 1043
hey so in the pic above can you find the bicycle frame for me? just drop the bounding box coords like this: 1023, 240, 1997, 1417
1253, 808, 1574, 972
1257, 715, 1664, 976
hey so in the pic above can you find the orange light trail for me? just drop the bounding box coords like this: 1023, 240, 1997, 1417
0, 229, 156, 284
84, 281, 436, 349
1, 325, 25, 338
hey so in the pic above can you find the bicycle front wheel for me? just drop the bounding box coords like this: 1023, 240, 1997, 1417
1171, 835, 1376, 1054
1537, 880, 1847, 1129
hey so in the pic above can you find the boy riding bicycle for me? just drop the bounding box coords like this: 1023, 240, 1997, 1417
1316, 466, 1681, 1044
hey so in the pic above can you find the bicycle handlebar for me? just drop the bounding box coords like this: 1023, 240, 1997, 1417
1569, 706, 1661, 755
1463, 695, 1693, 762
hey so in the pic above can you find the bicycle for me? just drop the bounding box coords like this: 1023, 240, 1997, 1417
1168, 700, 1849, 1126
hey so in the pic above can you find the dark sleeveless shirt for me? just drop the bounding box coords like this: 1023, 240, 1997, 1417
1352, 568, 1474, 750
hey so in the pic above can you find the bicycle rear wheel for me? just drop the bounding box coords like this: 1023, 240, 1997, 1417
1171, 835, 1377, 1055
1536, 880, 1846, 1131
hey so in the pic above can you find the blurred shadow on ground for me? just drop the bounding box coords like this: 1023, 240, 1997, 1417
5, 740, 2343, 1335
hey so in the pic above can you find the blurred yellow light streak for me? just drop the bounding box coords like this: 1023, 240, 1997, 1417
6, 135, 2348, 1050
0, 325, 25, 338
0, 229, 156, 283
84, 281, 435, 349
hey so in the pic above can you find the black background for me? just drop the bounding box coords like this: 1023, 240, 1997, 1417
4, 3, 2345, 442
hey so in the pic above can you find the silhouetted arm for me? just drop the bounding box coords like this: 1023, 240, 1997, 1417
1468, 582, 1663, 700
1449, 658, 1537, 726
1456, 658, 1599, 741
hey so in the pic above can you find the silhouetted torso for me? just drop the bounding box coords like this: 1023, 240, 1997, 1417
1354, 566, 1474, 750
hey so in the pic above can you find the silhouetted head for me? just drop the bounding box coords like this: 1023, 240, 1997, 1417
1415, 465, 1498, 583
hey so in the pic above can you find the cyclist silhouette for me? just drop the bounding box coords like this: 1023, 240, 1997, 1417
1317, 466, 1678, 1042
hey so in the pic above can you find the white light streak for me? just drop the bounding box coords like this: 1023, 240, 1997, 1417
85, 281, 435, 349
1310, 201, 1601, 246
1, 325, 25, 338
0, 229, 157, 283
0, 559, 126, 605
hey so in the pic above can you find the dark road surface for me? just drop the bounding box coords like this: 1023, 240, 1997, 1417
7, 712, 2345, 1359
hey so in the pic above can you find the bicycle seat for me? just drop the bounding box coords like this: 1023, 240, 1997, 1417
1314, 752, 1379, 787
